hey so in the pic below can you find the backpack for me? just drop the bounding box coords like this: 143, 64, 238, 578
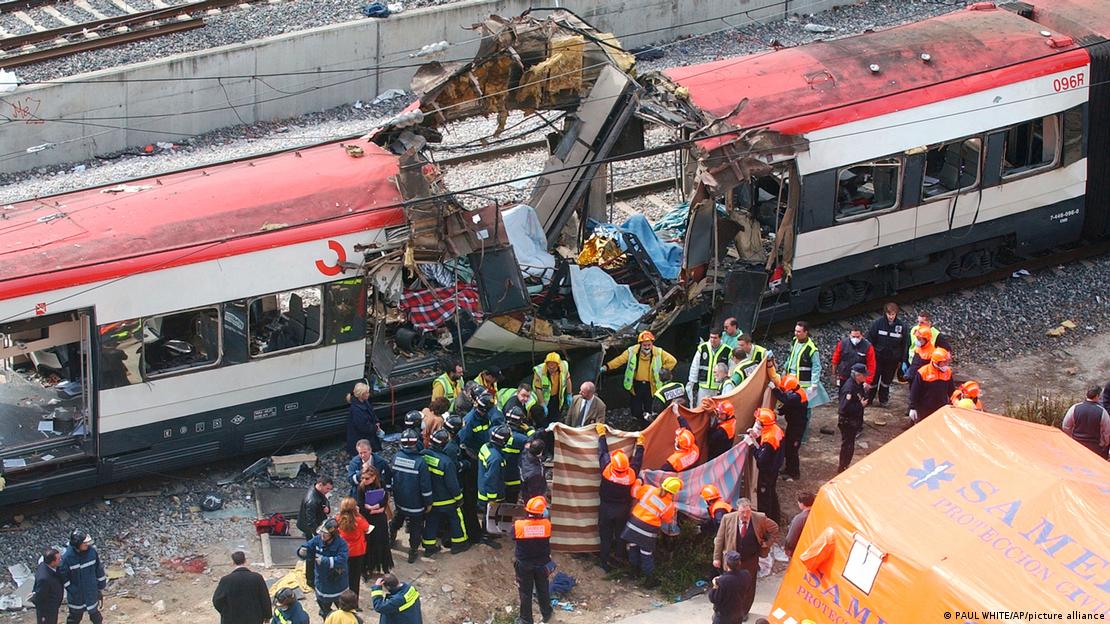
254, 513, 290, 536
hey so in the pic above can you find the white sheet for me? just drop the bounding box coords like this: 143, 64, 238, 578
568, 265, 649, 331
502, 204, 555, 280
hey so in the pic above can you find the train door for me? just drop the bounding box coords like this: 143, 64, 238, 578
912, 136, 986, 241
0, 310, 96, 487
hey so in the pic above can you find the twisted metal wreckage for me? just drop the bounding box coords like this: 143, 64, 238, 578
362, 10, 803, 381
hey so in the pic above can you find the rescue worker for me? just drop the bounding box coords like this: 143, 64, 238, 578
950, 380, 984, 410
430, 359, 463, 410
271, 587, 310, 624
621, 476, 683, 587
347, 439, 391, 497
1062, 386, 1110, 458
837, 363, 869, 473
905, 312, 952, 369
532, 352, 572, 425
390, 429, 433, 564
446, 415, 482, 548
701, 485, 733, 531
721, 317, 742, 350
651, 368, 688, 415
784, 322, 827, 412
659, 414, 699, 471
602, 331, 678, 423
512, 496, 555, 624
730, 335, 768, 386
499, 383, 536, 416
744, 409, 784, 524
402, 411, 425, 451
830, 326, 876, 388
908, 348, 956, 424
422, 429, 469, 555
453, 380, 483, 417
473, 365, 501, 398
502, 406, 532, 503
459, 391, 504, 458
905, 325, 936, 382
477, 424, 511, 548
707, 401, 738, 461
866, 302, 908, 405
688, 329, 732, 404
60, 530, 106, 624
596, 425, 645, 571
297, 519, 349, 619
768, 374, 808, 482
371, 574, 422, 624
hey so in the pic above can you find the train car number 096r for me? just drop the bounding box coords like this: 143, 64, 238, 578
1052, 72, 1085, 92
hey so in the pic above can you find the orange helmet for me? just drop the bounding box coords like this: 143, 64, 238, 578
915, 326, 933, 340
779, 374, 800, 392
524, 496, 548, 516
638, 331, 656, 343
675, 428, 696, 451
609, 450, 630, 472
755, 407, 777, 427
717, 402, 735, 420
930, 348, 950, 365
700, 484, 721, 502
960, 380, 981, 398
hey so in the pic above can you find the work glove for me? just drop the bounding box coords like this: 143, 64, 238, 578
315, 554, 323, 564
767, 381, 776, 390
636, 434, 645, 446
598, 366, 606, 375
595, 424, 606, 436
909, 409, 919, 422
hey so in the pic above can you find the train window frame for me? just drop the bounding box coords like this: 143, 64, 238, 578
246, 286, 324, 359
141, 306, 223, 379
1000, 114, 1060, 181
920, 136, 983, 204
834, 156, 903, 223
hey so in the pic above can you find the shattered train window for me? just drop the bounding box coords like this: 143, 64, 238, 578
1001, 115, 1058, 178
922, 137, 981, 200
248, 287, 322, 356
142, 307, 221, 377
835, 157, 901, 221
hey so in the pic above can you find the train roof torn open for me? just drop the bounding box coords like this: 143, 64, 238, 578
366, 9, 805, 371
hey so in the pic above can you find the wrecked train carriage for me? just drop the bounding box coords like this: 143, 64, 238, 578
365, 11, 801, 403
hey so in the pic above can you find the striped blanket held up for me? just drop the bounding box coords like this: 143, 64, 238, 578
550, 360, 769, 552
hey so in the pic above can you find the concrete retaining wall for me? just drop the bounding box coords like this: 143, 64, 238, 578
0, 0, 837, 174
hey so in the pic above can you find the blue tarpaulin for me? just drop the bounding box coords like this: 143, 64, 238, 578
568, 265, 650, 330
618, 214, 683, 280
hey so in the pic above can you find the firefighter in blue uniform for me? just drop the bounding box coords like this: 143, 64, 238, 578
512, 496, 555, 624
477, 424, 511, 548
297, 519, 349, 619
60, 529, 106, 624
445, 414, 482, 547
422, 429, 470, 555
501, 406, 535, 503
390, 428, 433, 563
371, 574, 423, 624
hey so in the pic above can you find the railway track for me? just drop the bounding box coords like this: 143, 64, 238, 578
0, 0, 252, 69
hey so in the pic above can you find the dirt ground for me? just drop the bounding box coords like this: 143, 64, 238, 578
5, 331, 1107, 624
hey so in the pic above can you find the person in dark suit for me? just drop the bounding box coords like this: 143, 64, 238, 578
211, 551, 271, 624
708, 550, 752, 624
30, 548, 64, 624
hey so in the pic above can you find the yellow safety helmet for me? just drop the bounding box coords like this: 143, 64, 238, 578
544, 352, 561, 364
638, 330, 656, 343
661, 476, 683, 495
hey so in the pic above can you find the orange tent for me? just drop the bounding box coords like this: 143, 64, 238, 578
771, 407, 1110, 623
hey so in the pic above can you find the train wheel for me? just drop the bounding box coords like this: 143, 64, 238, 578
816, 280, 869, 312
945, 248, 994, 278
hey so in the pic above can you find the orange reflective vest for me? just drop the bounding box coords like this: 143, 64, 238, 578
760, 424, 784, 450
513, 518, 552, 539
630, 484, 675, 528
718, 419, 736, 440
918, 363, 952, 383
666, 446, 699, 471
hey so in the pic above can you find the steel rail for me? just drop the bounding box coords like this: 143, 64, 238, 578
0, 17, 204, 69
